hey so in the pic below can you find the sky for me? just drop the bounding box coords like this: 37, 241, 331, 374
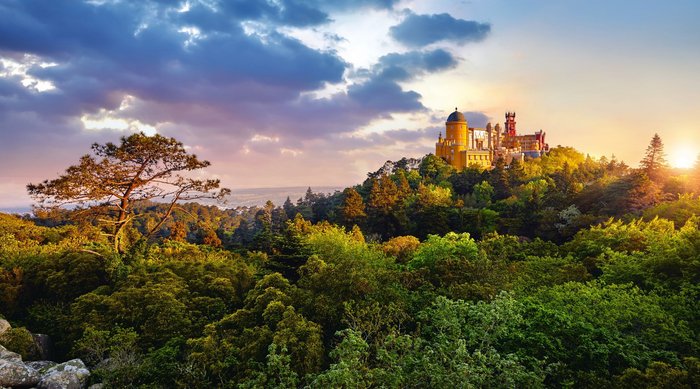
1, 0, 699, 210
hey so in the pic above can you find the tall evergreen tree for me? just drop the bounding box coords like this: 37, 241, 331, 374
283, 196, 296, 219
395, 170, 412, 201
639, 133, 668, 181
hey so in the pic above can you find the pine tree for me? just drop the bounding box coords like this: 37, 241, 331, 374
639, 133, 668, 181
395, 170, 412, 201
341, 188, 366, 226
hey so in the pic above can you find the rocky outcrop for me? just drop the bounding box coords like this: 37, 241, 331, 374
27, 360, 58, 373
37, 359, 90, 389
0, 345, 21, 363
0, 342, 90, 389
0, 357, 42, 387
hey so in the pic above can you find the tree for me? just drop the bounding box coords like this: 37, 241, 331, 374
27, 133, 229, 252
368, 175, 400, 237
639, 133, 668, 181
167, 221, 187, 242
282, 196, 296, 219
368, 176, 399, 215
341, 188, 367, 228
692, 154, 700, 193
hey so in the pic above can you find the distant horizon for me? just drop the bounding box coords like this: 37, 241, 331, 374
1, 185, 349, 215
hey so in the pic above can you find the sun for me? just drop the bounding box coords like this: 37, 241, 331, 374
670, 147, 698, 169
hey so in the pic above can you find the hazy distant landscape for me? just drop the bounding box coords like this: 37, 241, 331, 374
0, 186, 346, 214
226, 186, 345, 207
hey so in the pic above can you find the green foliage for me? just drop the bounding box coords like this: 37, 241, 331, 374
643, 194, 700, 226
409, 232, 479, 270
309, 329, 373, 388
615, 358, 700, 389
380, 235, 420, 263
0, 326, 39, 360
3, 140, 700, 387
27, 133, 229, 252
239, 343, 299, 389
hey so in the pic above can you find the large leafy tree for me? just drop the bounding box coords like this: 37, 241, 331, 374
27, 132, 229, 252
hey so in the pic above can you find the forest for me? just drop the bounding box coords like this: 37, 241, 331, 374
0, 133, 699, 388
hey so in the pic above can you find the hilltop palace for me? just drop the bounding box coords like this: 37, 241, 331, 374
436, 109, 549, 170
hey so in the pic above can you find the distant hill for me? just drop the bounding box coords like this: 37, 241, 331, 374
0, 186, 347, 214
226, 186, 346, 208
0, 206, 32, 215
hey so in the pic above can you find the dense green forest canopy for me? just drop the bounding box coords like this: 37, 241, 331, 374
1, 134, 699, 388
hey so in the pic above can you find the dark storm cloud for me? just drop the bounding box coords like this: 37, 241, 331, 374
0, 0, 347, 124
262, 48, 462, 140
0, 0, 493, 197
217, 0, 330, 27
390, 12, 491, 47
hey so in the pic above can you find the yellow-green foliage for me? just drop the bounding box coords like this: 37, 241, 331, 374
523, 146, 586, 177
0, 212, 107, 260
416, 183, 452, 208
643, 194, 700, 226
0, 326, 39, 360
381, 235, 420, 263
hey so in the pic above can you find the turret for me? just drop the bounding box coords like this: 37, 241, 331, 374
505, 112, 516, 137
494, 123, 502, 149
486, 122, 493, 150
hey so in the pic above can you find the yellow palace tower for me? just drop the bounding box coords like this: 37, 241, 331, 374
435, 108, 492, 170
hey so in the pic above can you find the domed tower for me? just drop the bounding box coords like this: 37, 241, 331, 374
445, 108, 468, 146
436, 108, 469, 168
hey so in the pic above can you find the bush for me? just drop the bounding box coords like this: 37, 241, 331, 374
0, 326, 40, 360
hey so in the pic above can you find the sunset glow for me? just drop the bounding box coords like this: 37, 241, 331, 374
670, 147, 698, 169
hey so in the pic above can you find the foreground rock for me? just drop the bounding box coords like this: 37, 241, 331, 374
0, 319, 10, 337
27, 360, 58, 373
0, 358, 41, 387
38, 359, 90, 389
0, 345, 21, 363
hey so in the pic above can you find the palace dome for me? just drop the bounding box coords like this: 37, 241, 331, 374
446, 109, 466, 122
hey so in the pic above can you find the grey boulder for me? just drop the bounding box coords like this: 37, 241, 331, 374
0, 345, 21, 363
27, 360, 58, 373
0, 358, 41, 387
38, 359, 90, 389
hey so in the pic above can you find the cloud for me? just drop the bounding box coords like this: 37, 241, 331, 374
375, 49, 458, 81
390, 12, 491, 47
0, 0, 494, 207
464, 111, 490, 128
348, 78, 424, 112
